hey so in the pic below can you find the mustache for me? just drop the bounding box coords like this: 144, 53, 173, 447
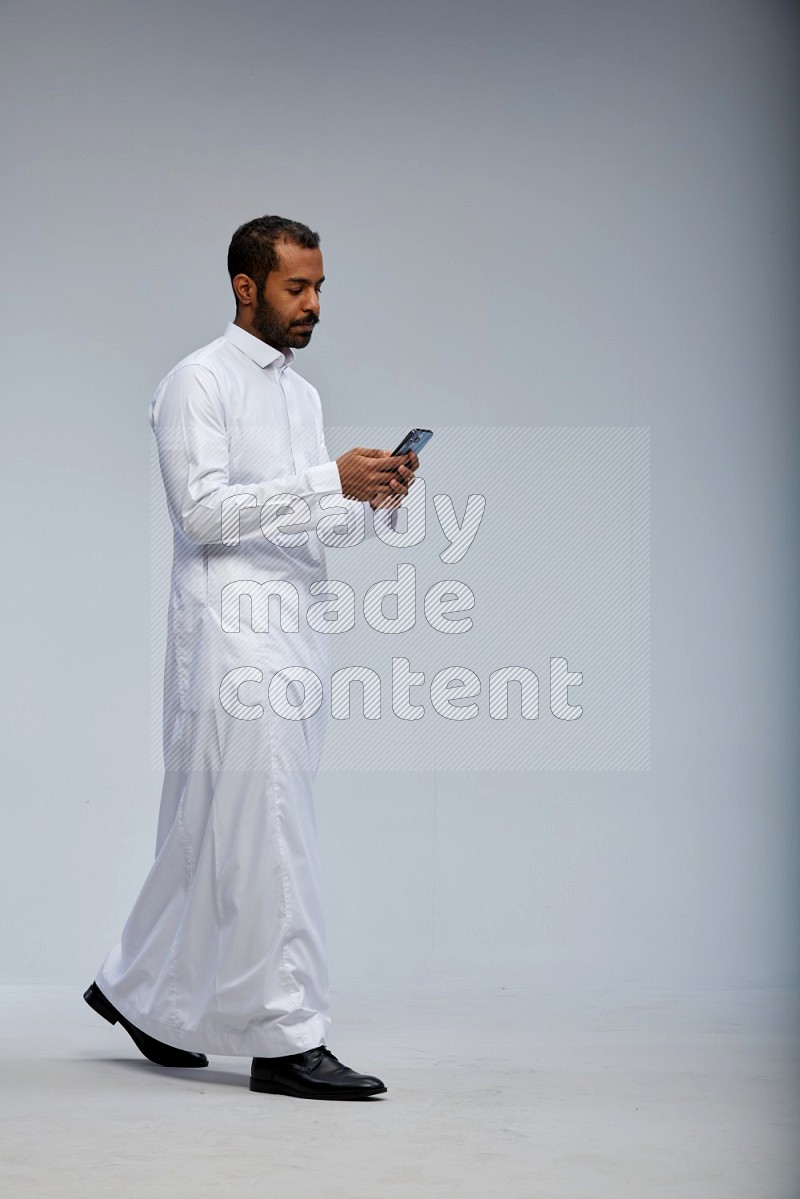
293, 318, 318, 327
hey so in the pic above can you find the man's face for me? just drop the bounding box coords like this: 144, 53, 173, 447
251, 239, 324, 351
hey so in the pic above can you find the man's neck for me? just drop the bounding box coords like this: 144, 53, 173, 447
233, 315, 287, 354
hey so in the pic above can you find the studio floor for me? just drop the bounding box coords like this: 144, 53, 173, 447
0, 984, 796, 1198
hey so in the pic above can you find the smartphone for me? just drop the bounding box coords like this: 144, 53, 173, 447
392, 428, 434, 456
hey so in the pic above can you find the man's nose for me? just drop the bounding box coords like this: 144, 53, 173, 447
304, 293, 321, 317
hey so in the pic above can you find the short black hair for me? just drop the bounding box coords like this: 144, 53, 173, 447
227, 215, 321, 303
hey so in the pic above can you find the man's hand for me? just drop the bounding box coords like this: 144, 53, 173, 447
335, 447, 418, 511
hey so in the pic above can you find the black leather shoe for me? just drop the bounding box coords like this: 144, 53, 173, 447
250, 1045, 387, 1099
83, 981, 209, 1069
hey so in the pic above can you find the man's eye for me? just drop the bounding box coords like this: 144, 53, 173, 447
288, 289, 301, 295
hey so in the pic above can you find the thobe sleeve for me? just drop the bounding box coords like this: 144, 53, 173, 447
151, 363, 345, 545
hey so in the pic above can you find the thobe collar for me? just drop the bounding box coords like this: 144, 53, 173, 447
222, 320, 296, 371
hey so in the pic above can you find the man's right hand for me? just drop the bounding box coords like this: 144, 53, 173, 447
335, 447, 416, 509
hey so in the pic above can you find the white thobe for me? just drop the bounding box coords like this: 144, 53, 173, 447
95, 321, 393, 1056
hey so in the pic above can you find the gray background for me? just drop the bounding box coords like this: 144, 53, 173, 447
1, 0, 797, 995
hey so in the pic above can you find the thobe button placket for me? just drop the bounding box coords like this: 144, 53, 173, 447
274, 362, 297, 474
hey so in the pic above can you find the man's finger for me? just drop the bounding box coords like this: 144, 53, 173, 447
374, 454, 412, 472
373, 491, 403, 509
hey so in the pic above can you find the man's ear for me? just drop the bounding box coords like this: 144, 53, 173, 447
232, 273, 256, 308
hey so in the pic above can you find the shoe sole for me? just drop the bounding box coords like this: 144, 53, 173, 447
83, 982, 119, 1025
249, 1076, 387, 1100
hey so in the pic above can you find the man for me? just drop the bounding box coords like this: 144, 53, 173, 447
84, 215, 418, 1100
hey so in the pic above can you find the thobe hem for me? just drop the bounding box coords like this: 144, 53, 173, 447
94, 963, 331, 1058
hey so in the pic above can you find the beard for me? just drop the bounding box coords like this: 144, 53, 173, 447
252, 292, 316, 350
